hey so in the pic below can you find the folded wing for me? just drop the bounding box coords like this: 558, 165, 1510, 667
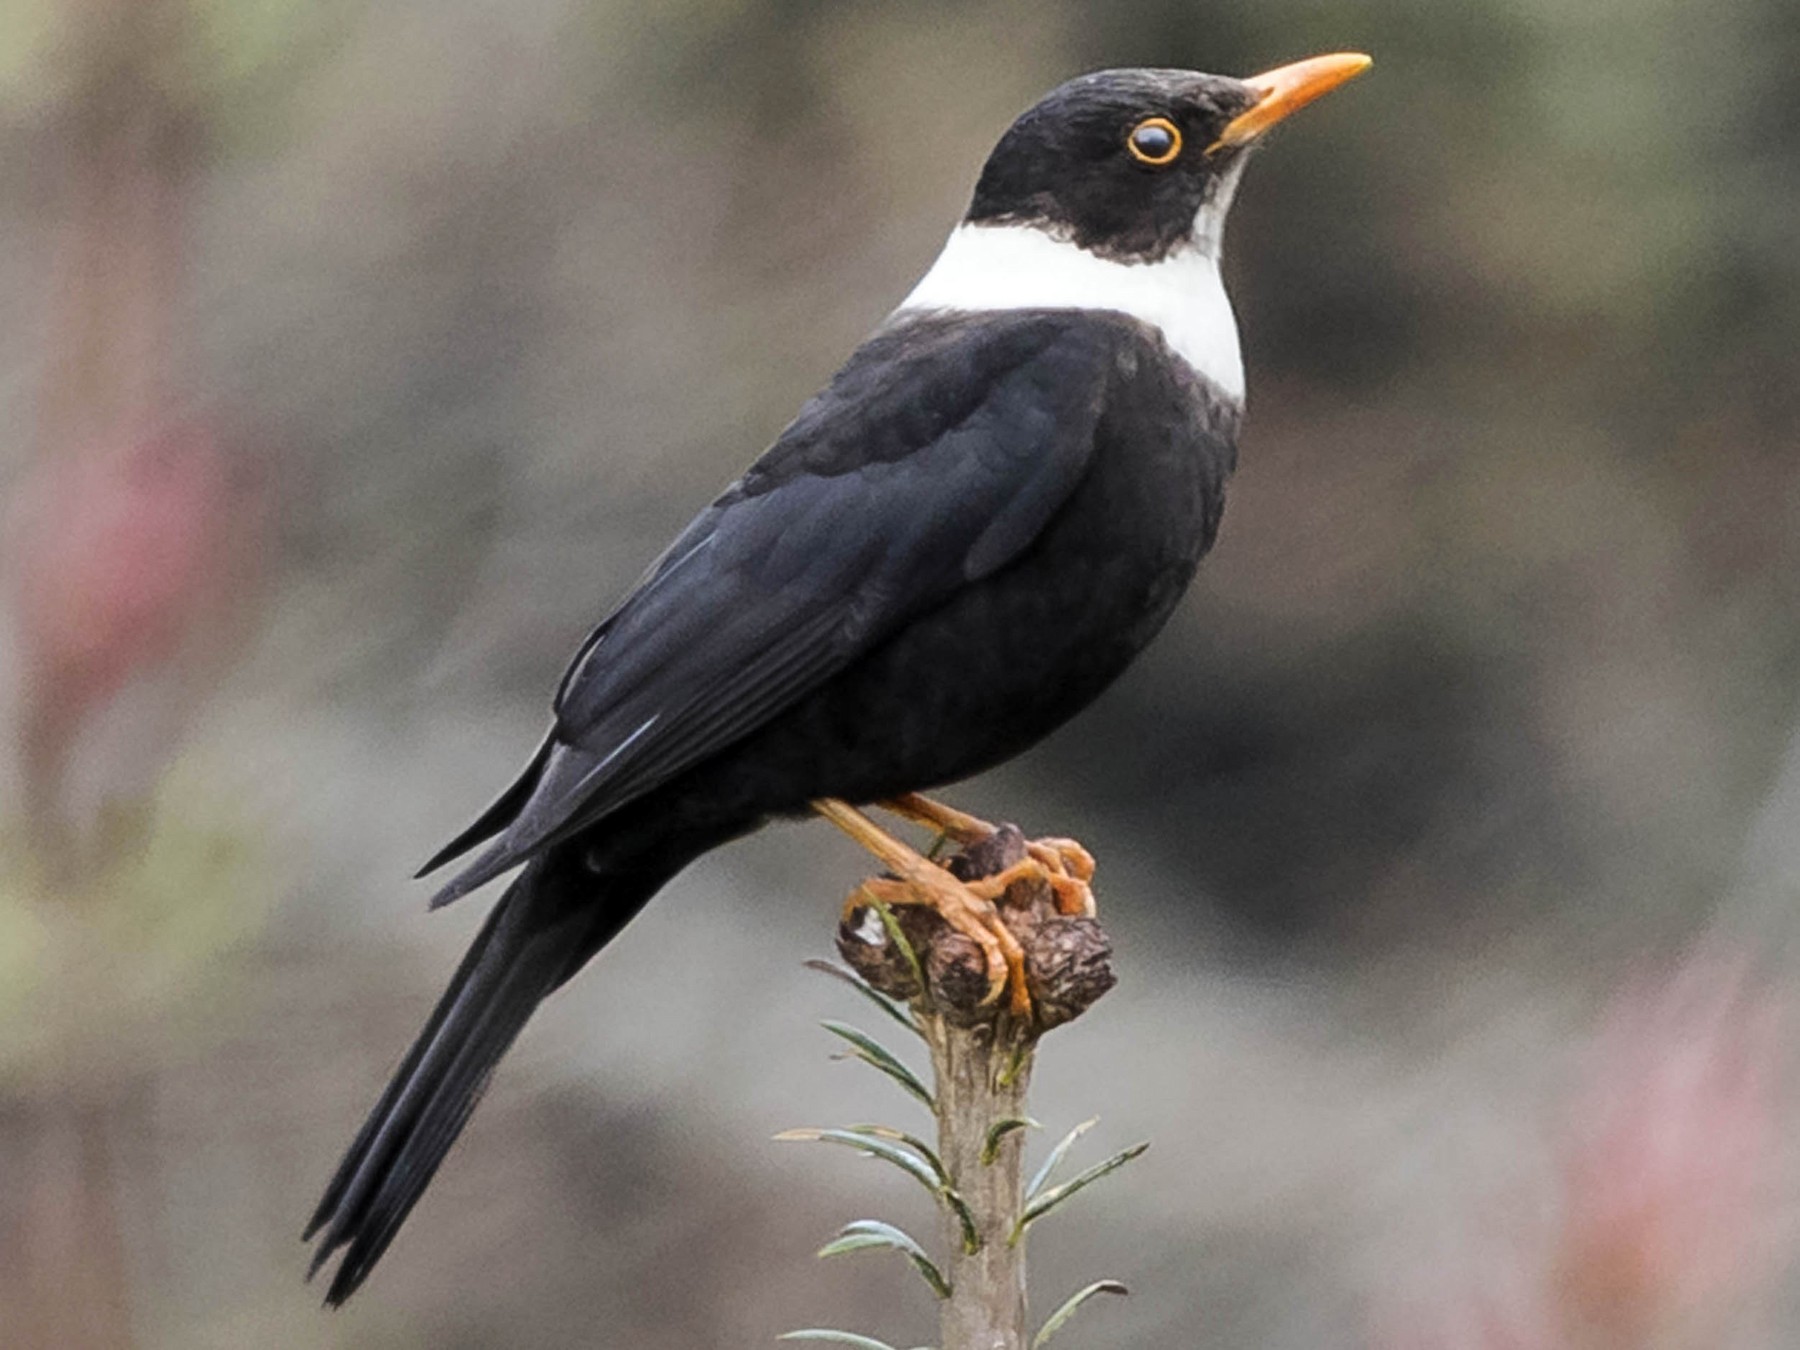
426, 312, 1136, 902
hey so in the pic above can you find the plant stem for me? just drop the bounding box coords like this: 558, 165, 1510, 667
824, 816, 1119, 1349
924, 1014, 1034, 1350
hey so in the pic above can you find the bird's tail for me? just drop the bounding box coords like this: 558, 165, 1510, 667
304, 847, 659, 1305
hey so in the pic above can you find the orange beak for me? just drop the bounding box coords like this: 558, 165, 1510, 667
1208, 52, 1373, 153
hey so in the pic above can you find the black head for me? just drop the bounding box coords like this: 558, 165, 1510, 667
967, 57, 1370, 264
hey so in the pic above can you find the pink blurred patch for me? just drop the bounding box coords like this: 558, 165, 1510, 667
1556, 957, 1783, 1342
8, 412, 269, 816
1372, 952, 1789, 1350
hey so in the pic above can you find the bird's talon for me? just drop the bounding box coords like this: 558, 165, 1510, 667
1049, 873, 1096, 918
1027, 837, 1096, 884
818, 799, 1089, 1020
1008, 975, 1034, 1020
970, 906, 1032, 1018
963, 853, 1093, 918
1024, 838, 1098, 914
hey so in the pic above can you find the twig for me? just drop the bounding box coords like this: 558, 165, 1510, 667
788, 821, 1135, 1350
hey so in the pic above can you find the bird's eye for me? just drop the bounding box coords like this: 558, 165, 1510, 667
1125, 117, 1182, 166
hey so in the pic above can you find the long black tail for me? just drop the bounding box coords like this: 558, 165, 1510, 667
304, 848, 659, 1305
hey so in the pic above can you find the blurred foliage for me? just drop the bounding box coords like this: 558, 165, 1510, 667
0, 761, 272, 1091
0, 0, 364, 151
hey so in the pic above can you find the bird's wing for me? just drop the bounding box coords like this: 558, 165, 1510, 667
427, 312, 1136, 901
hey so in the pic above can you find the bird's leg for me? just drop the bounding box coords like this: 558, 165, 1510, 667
882, 792, 1097, 919
878, 792, 997, 847
814, 797, 1030, 1014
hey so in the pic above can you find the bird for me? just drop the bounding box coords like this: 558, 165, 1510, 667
305, 52, 1371, 1304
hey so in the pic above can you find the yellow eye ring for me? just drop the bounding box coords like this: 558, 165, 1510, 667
1126, 116, 1183, 166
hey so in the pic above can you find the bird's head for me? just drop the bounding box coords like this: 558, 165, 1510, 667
966, 56, 1371, 263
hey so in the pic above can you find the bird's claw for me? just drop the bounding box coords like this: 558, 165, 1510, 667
963, 841, 1097, 919
818, 795, 1100, 1023
1027, 838, 1097, 917
879, 795, 1098, 918
848, 874, 1019, 1010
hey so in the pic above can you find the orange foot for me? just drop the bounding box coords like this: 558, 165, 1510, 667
880, 793, 1097, 917
815, 797, 1032, 1019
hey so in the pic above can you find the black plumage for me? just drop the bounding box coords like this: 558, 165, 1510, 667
306, 56, 1368, 1304
968, 69, 1258, 261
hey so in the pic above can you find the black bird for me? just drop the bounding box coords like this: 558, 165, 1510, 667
306, 53, 1371, 1303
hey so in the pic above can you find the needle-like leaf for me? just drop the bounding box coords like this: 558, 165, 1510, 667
804, 959, 921, 1039
817, 1220, 952, 1300
774, 1128, 980, 1252
866, 895, 927, 1004
822, 1021, 935, 1109
943, 1186, 980, 1255
774, 1128, 943, 1198
1011, 1142, 1149, 1244
1032, 1280, 1129, 1347
996, 1039, 1033, 1089
980, 1116, 1039, 1166
780, 1331, 900, 1350
845, 1124, 948, 1187
1026, 1117, 1097, 1202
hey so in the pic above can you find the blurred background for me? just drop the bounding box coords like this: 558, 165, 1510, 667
0, 0, 1797, 1345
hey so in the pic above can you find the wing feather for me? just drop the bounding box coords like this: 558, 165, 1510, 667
428, 312, 1135, 900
